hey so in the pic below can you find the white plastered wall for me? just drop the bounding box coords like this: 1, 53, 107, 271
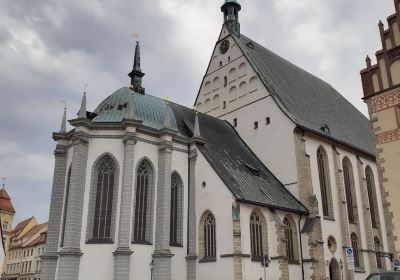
196, 151, 235, 280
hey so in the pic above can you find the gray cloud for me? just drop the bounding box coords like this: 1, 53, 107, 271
0, 0, 394, 224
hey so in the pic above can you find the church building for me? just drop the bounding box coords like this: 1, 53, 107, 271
42, 1, 393, 279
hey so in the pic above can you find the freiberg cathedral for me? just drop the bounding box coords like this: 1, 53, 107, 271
41, 1, 400, 279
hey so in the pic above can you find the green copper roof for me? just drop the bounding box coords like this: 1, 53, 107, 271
92, 87, 177, 131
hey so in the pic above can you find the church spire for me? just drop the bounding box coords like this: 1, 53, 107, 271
221, 0, 241, 37
129, 41, 146, 94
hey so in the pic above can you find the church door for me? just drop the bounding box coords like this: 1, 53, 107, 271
329, 259, 341, 280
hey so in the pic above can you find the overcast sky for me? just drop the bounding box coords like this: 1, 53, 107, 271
0, 0, 394, 224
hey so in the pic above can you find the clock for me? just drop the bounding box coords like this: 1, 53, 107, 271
219, 40, 230, 54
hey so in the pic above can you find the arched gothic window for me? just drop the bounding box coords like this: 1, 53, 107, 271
250, 211, 267, 260
60, 166, 71, 247
86, 155, 119, 244
170, 172, 183, 246
343, 158, 357, 223
317, 147, 333, 218
374, 237, 383, 270
366, 166, 379, 228
199, 211, 216, 260
133, 159, 154, 244
284, 218, 297, 261
92, 156, 116, 240
351, 233, 361, 268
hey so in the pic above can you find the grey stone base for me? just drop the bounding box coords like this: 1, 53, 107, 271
57, 248, 83, 280
41, 253, 59, 280
152, 250, 174, 280
113, 247, 133, 280
186, 254, 198, 280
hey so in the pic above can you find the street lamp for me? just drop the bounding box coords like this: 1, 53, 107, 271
150, 258, 154, 280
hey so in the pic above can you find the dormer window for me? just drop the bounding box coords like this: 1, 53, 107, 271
245, 164, 260, 177
321, 124, 330, 134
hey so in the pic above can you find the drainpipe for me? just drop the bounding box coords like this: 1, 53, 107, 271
298, 215, 305, 280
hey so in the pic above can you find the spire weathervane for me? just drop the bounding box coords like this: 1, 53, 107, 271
128, 33, 145, 94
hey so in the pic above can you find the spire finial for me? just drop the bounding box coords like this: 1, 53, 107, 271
128, 36, 145, 94
78, 88, 87, 119
60, 105, 67, 133
221, 0, 242, 36
163, 99, 171, 129
193, 111, 200, 138
1, 177, 6, 190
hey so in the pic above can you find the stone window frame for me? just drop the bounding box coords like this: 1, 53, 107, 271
283, 216, 299, 263
86, 153, 120, 244
249, 209, 268, 262
342, 157, 358, 223
199, 210, 217, 262
316, 146, 334, 219
365, 166, 380, 228
60, 166, 72, 247
170, 171, 184, 247
351, 233, 362, 269
132, 157, 156, 245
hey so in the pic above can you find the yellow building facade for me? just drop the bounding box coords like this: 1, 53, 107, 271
361, 0, 400, 257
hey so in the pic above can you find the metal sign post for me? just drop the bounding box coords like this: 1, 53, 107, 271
261, 255, 269, 280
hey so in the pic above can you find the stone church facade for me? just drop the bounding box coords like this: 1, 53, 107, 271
360, 0, 400, 258
42, 1, 393, 279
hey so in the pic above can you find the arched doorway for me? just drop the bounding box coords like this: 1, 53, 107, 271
329, 259, 341, 280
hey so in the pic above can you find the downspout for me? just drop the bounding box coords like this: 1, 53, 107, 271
298, 215, 305, 280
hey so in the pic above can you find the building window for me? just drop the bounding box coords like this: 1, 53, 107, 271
60, 167, 71, 247
91, 156, 116, 241
254, 121, 258, 129
317, 147, 333, 218
199, 211, 216, 261
351, 233, 361, 268
233, 118, 237, 127
283, 218, 297, 261
343, 158, 357, 223
133, 159, 154, 244
366, 166, 379, 228
2, 221, 8, 231
250, 211, 267, 261
265, 117, 270, 125
374, 237, 383, 270
170, 172, 183, 246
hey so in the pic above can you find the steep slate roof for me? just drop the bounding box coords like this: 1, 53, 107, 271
232, 34, 375, 157
0, 188, 15, 213
170, 104, 308, 214
89, 87, 307, 214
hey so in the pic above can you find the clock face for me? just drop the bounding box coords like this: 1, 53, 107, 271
219, 40, 230, 54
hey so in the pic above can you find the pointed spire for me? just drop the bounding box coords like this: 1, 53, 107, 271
128, 93, 136, 120
78, 92, 87, 119
193, 111, 200, 138
128, 41, 145, 94
60, 107, 67, 133
163, 100, 171, 129
366, 55, 372, 68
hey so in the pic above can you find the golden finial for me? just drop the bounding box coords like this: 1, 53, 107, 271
131, 32, 139, 42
